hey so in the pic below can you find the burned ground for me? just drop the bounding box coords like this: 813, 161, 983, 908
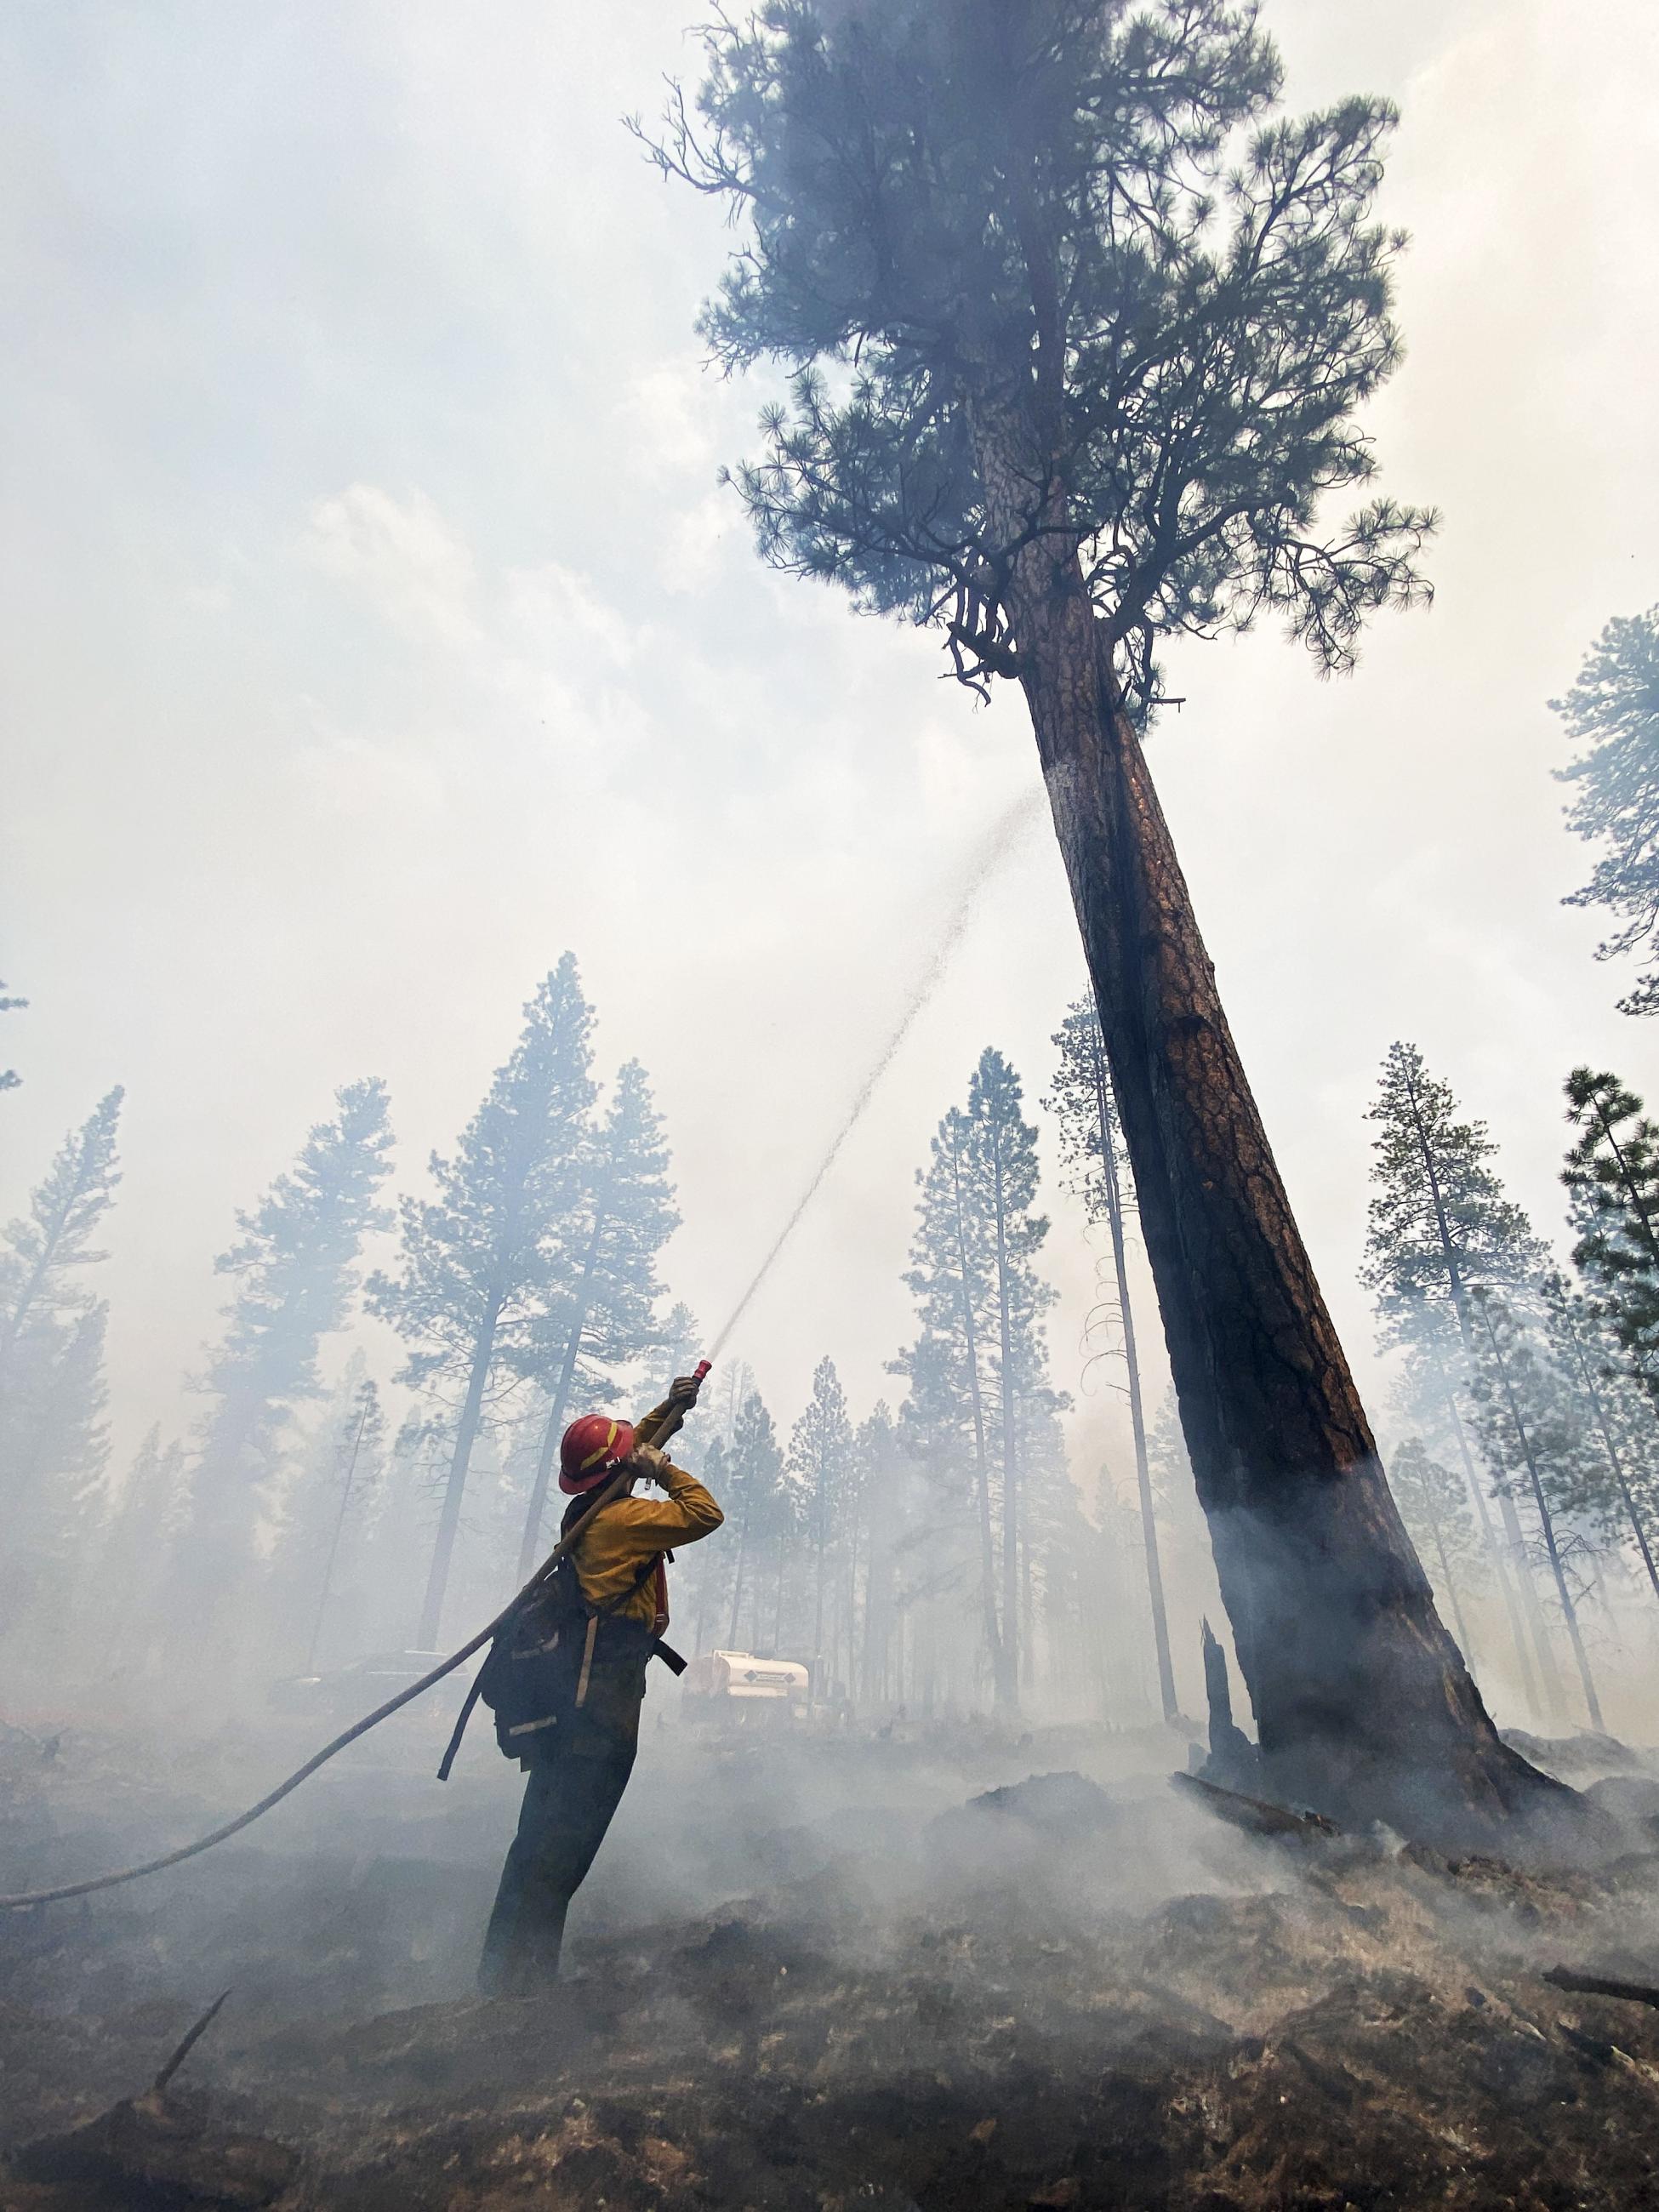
6, 1713, 1659, 2209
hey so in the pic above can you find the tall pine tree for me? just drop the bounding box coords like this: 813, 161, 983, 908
640, 0, 1542, 1840
788, 1356, 856, 1691
370, 959, 593, 1645
893, 1047, 1059, 1713
1046, 997, 1175, 1720
182, 1077, 393, 1626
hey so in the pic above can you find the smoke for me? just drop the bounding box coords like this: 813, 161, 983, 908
707, 787, 1045, 1362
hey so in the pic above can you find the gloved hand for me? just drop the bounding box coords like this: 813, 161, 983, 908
667, 1372, 703, 1409
627, 1441, 670, 1484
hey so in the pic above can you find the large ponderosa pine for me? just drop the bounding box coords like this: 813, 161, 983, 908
648, 0, 1551, 1836
370, 958, 595, 1646
1553, 607, 1659, 1016
1047, 997, 1176, 1720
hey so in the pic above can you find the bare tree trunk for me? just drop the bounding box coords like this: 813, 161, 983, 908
418, 1288, 503, 1649
1087, 1023, 1177, 1720
963, 391, 1571, 1844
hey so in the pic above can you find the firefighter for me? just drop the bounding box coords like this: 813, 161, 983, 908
478, 1377, 722, 1994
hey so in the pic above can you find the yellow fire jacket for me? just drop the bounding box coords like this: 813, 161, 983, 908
567, 1454, 723, 1628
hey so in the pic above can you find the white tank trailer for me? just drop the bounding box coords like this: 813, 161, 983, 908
681, 1650, 811, 1722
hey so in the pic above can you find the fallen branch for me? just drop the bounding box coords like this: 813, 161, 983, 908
1543, 1965, 1659, 2010
153, 1990, 232, 2095
1171, 1770, 1341, 1841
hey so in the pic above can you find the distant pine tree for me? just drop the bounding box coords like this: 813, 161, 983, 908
1046, 997, 1175, 1720
1553, 606, 1659, 1015
180, 1077, 393, 1631
1388, 1439, 1482, 1662
94, 1424, 188, 1678
369, 959, 594, 1645
514, 1056, 680, 1580
1361, 1042, 1552, 1711
1467, 1291, 1602, 1733
892, 1047, 1061, 1713
1565, 1067, 1659, 1390
788, 1356, 856, 1695
723, 1390, 788, 1653
0, 1088, 123, 1638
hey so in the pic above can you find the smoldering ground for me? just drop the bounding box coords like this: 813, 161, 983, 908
9, 1702, 1659, 2209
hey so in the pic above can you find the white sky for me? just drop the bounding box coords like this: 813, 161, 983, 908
4, 0, 1659, 1499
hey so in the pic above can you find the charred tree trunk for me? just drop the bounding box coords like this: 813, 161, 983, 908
965, 396, 1573, 1845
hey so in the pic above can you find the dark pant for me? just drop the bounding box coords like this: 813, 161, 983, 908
477, 1742, 636, 1995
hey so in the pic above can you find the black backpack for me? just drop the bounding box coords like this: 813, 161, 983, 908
437, 1510, 685, 1777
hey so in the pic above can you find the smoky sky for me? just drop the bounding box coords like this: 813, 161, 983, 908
3, 0, 1657, 1497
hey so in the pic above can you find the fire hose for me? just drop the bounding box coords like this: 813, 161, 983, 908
0, 1362, 710, 1912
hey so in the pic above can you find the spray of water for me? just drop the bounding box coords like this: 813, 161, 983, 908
706, 786, 1045, 1361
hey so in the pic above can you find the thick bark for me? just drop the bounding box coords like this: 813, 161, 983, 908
417, 1290, 502, 1650
966, 396, 1575, 1846
1087, 1022, 1178, 1721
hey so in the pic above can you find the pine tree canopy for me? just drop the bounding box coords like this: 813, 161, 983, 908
369, 958, 595, 1391
0, 1086, 123, 1376
527, 1055, 680, 1394
1553, 605, 1659, 1016
643, 0, 1434, 704
1361, 1042, 1542, 1332
208, 1076, 395, 1410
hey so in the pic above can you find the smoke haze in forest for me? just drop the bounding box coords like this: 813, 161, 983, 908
3, 2, 1659, 1731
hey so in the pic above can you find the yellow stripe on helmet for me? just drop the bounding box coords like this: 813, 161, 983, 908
578, 1419, 619, 1473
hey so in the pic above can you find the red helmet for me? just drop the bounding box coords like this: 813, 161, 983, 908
558, 1413, 636, 1494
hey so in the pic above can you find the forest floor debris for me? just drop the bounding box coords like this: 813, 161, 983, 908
6, 1720, 1659, 2208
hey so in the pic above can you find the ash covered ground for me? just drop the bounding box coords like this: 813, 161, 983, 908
7, 1703, 1659, 2209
